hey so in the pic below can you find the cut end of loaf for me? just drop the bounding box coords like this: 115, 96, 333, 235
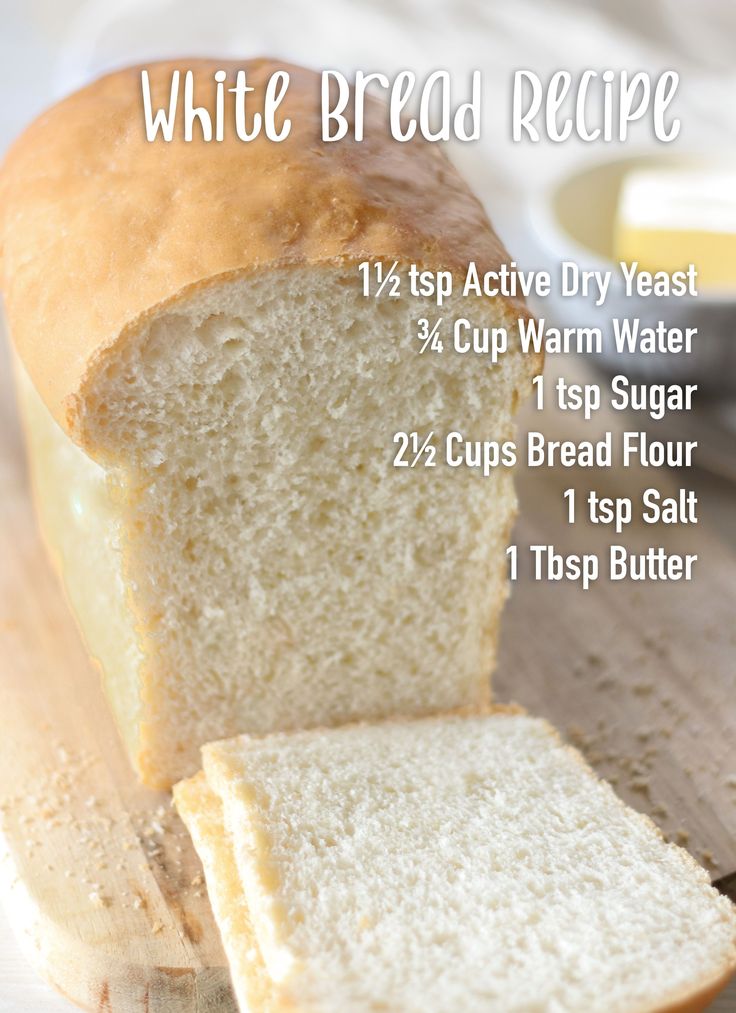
73, 265, 535, 785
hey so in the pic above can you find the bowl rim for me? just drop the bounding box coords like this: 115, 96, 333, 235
527, 150, 736, 305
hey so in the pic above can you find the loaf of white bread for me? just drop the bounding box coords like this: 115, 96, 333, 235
0, 59, 539, 787
174, 711, 736, 1013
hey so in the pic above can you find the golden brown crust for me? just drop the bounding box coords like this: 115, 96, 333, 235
653, 963, 736, 1013
0, 57, 536, 440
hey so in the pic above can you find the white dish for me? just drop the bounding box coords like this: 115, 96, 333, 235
528, 153, 736, 390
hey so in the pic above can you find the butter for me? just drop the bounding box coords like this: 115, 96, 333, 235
614, 168, 736, 289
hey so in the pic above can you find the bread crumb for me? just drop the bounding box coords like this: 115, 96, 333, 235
629, 778, 650, 797
595, 676, 615, 691
566, 725, 590, 750
88, 890, 110, 909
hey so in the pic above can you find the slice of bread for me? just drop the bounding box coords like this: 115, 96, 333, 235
175, 712, 736, 1013
0, 59, 538, 787
173, 771, 277, 1012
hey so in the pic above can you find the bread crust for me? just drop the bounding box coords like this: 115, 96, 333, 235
654, 964, 736, 1013
0, 58, 538, 443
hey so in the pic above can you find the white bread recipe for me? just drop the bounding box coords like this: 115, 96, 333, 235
175, 711, 736, 1013
0, 59, 539, 787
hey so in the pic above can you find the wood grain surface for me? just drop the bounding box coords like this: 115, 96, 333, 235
499, 355, 736, 886
0, 332, 734, 1011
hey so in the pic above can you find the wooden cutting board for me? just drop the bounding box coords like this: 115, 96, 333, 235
0, 333, 734, 1012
